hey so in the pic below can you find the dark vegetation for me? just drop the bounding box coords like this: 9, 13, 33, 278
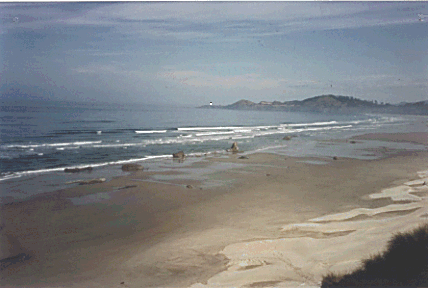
321, 224, 428, 287
200, 95, 428, 115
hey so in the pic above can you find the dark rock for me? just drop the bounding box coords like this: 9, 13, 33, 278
227, 142, 239, 153
238, 156, 249, 159
0, 253, 31, 270
78, 178, 106, 185
121, 164, 144, 171
120, 282, 125, 285
231, 142, 239, 151
333, 156, 338, 160
173, 151, 185, 159
186, 185, 194, 189
350, 140, 356, 144
266, 174, 271, 176
283, 136, 292, 140
64, 166, 93, 173
118, 185, 137, 190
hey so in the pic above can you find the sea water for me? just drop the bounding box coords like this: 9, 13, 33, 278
1, 99, 427, 203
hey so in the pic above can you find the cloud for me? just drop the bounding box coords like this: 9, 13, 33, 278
71, 62, 327, 93
64, 49, 128, 57
67, 2, 371, 23
71, 63, 150, 79
0, 3, 75, 34
1, 2, 424, 40
155, 68, 328, 92
157, 69, 283, 90
327, 74, 428, 92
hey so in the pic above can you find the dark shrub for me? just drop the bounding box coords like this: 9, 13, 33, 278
321, 224, 428, 287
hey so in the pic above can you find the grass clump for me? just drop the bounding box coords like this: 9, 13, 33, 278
321, 224, 428, 287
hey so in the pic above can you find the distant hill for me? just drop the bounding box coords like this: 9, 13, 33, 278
199, 95, 428, 115
227, 99, 256, 109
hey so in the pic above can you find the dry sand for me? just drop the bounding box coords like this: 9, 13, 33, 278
1, 132, 428, 288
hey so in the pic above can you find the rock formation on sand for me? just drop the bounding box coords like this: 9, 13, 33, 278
78, 178, 106, 185
118, 185, 138, 190
121, 164, 144, 171
173, 151, 185, 159
227, 142, 239, 153
64, 166, 93, 173
66, 178, 106, 185
283, 136, 292, 140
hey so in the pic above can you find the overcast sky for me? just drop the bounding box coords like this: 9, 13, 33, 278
0, 2, 427, 105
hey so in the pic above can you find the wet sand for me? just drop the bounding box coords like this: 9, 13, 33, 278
351, 132, 428, 145
1, 133, 428, 287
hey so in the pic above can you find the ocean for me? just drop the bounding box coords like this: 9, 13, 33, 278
1, 99, 427, 203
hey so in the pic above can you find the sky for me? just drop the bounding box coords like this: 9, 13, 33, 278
0, 2, 427, 106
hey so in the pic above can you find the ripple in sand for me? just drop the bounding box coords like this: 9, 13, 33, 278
190, 168, 428, 288
280, 229, 356, 239
368, 185, 421, 202
243, 280, 282, 288
312, 207, 421, 224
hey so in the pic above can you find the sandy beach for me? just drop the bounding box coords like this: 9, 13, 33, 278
3, 2, 427, 287
1, 132, 428, 288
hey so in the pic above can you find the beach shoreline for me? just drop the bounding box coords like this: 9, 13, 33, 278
1, 132, 428, 287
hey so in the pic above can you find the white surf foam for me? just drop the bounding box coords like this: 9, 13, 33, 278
92, 143, 146, 148
231, 135, 255, 140
176, 123, 355, 142
177, 126, 244, 131
0, 155, 173, 182
135, 130, 167, 134
124, 124, 356, 147
5, 141, 102, 149
283, 121, 338, 127
195, 131, 235, 137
